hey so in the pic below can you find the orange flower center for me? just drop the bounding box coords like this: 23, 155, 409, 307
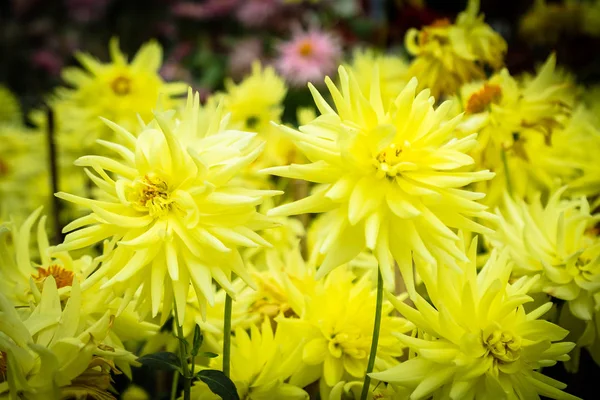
0, 159, 9, 177
298, 40, 314, 57
111, 76, 132, 96
33, 265, 74, 289
466, 83, 503, 114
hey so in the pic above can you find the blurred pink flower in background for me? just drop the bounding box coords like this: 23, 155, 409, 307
172, 0, 238, 20
275, 29, 342, 87
228, 38, 265, 79
65, 0, 112, 23
31, 49, 63, 76
235, 0, 280, 28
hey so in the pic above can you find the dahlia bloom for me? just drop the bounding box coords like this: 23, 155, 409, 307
0, 208, 158, 368
278, 267, 412, 389
0, 277, 137, 399
49, 38, 187, 149
405, 0, 506, 98
370, 237, 579, 400
190, 318, 308, 399
492, 189, 600, 322
345, 49, 409, 108
55, 91, 280, 325
275, 29, 342, 87
265, 68, 495, 291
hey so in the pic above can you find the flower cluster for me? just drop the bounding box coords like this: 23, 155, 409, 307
2, 0, 600, 398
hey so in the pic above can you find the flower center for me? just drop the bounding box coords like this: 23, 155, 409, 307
111, 76, 132, 96
466, 83, 502, 114
0, 158, 9, 177
482, 329, 521, 364
249, 277, 296, 319
0, 351, 6, 383
374, 143, 407, 179
298, 40, 314, 57
131, 173, 173, 218
33, 265, 74, 289
328, 332, 368, 359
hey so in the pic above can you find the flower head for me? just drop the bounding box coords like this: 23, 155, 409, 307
279, 267, 412, 389
55, 91, 280, 325
492, 189, 600, 321
265, 67, 495, 292
275, 29, 342, 87
371, 236, 579, 400
191, 318, 308, 400
405, 0, 506, 98
345, 49, 409, 108
51, 38, 187, 149
0, 276, 137, 399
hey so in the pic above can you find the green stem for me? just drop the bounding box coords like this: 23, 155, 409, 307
173, 302, 191, 400
223, 292, 233, 378
170, 370, 180, 400
360, 268, 384, 400
501, 147, 513, 197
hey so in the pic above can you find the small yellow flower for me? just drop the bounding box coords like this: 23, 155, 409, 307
493, 189, 600, 321
345, 49, 409, 107
0, 277, 137, 399
190, 318, 308, 400
404, 0, 506, 98
55, 91, 280, 325
264, 67, 495, 292
278, 267, 412, 389
218, 62, 293, 169
371, 236, 579, 400
48, 37, 187, 150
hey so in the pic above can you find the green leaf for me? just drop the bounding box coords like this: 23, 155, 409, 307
192, 324, 203, 357
197, 369, 240, 400
137, 352, 182, 373
176, 336, 190, 357
200, 352, 218, 359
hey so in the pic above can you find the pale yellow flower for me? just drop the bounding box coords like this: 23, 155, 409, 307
55, 91, 280, 325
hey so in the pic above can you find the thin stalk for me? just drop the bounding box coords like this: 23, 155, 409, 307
223, 292, 233, 377
501, 147, 513, 197
360, 268, 384, 400
45, 106, 62, 243
173, 303, 191, 400
170, 371, 180, 400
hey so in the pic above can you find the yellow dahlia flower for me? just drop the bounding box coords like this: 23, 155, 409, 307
278, 267, 412, 389
264, 68, 495, 291
49, 37, 186, 150
456, 55, 574, 205
371, 237, 579, 400
0, 277, 137, 399
190, 318, 308, 400
0, 208, 158, 377
492, 189, 600, 321
326, 380, 409, 400
218, 62, 293, 169
345, 49, 409, 107
404, 0, 506, 98
55, 91, 281, 325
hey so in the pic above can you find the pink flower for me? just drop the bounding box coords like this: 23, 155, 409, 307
31, 50, 63, 77
172, 0, 238, 20
65, 0, 112, 23
235, 0, 280, 28
275, 29, 342, 87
